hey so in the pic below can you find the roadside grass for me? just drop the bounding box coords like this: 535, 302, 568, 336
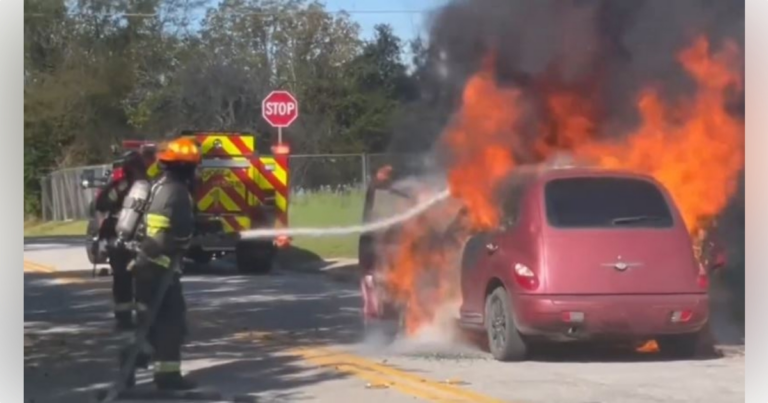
288, 190, 364, 259
24, 190, 365, 259
23, 220, 88, 237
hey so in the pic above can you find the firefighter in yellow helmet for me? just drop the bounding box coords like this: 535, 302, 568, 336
129, 137, 201, 391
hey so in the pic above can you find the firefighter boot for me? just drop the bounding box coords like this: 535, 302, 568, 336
154, 372, 198, 391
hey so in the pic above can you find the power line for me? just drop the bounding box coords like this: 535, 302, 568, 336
24, 9, 435, 18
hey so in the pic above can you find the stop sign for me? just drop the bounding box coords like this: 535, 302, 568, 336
262, 90, 299, 128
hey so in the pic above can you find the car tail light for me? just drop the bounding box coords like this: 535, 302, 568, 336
697, 273, 709, 289
696, 262, 709, 289
670, 309, 693, 323
513, 263, 539, 291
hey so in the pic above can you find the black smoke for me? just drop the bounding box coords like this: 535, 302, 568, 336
387, 0, 745, 328
387, 0, 744, 157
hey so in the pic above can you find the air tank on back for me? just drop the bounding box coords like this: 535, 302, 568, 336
115, 179, 152, 243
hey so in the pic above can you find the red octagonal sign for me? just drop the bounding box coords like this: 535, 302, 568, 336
262, 90, 299, 128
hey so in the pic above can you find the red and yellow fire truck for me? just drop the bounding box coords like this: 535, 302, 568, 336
122, 131, 290, 274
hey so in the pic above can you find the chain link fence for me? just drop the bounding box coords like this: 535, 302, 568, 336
38, 153, 435, 222
40, 164, 113, 222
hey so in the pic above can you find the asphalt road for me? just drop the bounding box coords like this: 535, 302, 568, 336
24, 237, 746, 403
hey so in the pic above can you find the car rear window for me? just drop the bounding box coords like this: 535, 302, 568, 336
544, 177, 674, 228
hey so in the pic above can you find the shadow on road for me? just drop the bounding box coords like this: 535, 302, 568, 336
24, 235, 85, 251
24, 268, 364, 403
276, 245, 325, 268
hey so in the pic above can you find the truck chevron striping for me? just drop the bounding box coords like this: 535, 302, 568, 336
118, 131, 290, 274
195, 134, 255, 157
226, 135, 290, 228
270, 143, 291, 227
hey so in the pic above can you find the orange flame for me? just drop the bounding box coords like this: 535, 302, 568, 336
576, 36, 744, 235
377, 35, 743, 336
444, 56, 522, 230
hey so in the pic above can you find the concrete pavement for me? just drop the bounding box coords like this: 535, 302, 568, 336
24, 239, 746, 403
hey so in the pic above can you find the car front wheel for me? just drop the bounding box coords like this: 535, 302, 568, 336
485, 287, 528, 361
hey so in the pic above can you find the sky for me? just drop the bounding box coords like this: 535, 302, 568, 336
320, 0, 449, 41
189, 0, 450, 64
195, 0, 450, 42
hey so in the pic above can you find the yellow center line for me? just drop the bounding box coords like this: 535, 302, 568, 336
24, 260, 56, 273
24, 260, 89, 284
297, 351, 458, 402
293, 346, 509, 403
233, 331, 510, 403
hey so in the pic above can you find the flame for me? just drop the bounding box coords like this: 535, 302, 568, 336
379, 198, 465, 336
443, 56, 522, 230
376, 35, 743, 336
576, 36, 744, 236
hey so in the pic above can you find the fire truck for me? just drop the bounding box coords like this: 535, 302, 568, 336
85, 131, 290, 274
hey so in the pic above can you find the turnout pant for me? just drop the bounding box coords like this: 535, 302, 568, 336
109, 247, 135, 322
134, 259, 188, 376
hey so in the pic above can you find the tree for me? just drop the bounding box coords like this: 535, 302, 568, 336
334, 24, 415, 153
23, 0, 421, 216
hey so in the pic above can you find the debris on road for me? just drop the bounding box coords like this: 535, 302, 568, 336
441, 378, 468, 386
365, 381, 392, 389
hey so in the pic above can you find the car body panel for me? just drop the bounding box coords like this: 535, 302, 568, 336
459, 167, 709, 339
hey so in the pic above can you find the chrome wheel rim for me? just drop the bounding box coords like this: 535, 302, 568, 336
489, 296, 507, 351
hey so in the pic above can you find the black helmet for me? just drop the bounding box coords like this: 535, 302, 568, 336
117, 150, 147, 181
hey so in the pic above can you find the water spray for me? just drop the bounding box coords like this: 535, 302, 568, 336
239, 189, 452, 240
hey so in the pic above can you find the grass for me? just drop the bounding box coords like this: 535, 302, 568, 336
24, 190, 365, 259
23, 220, 88, 238
288, 190, 364, 258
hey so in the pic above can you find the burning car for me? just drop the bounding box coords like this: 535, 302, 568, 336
457, 166, 718, 361
358, 164, 463, 341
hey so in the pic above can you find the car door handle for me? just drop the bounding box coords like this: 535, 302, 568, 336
486, 243, 499, 254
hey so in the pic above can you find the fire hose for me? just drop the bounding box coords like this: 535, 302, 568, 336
94, 187, 452, 402
97, 243, 180, 403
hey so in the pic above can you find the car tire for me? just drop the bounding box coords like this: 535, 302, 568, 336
235, 241, 276, 274
485, 287, 528, 361
656, 329, 706, 360
85, 219, 100, 265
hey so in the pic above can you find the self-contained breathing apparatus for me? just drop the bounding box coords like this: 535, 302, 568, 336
99, 138, 202, 402
114, 179, 154, 251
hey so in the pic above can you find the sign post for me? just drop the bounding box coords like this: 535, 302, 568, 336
261, 90, 299, 145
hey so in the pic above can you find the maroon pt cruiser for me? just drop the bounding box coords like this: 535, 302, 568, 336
458, 167, 716, 361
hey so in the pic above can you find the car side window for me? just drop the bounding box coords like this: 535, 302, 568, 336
500, 181, 527, 230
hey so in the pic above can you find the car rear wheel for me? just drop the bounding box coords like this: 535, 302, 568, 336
85, 219, 102, 265
485, 287, 528, 361
235, 241, 275, 274
656, 329, 706, 359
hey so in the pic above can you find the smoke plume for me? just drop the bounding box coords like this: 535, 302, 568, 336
373, 0, 745, 338
390, 0, 744, 157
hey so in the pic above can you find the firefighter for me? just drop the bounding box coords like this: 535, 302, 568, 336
131, 137, 200, 390
94, 151, 149, 330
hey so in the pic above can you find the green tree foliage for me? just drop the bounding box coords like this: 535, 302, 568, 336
23, 0, 420, 216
